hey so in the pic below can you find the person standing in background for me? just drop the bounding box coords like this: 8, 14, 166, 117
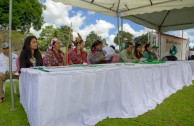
121, 38, 128, 50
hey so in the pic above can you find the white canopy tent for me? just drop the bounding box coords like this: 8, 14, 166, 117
54, 0, 194, 18
54, 0, 194, 53
123, 6, 194, 32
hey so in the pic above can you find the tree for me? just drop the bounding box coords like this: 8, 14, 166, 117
38, 25, 56, 51
38, 25, 73, 51
85, 31, 101, 48
55, 26, 73, 47
134, 34, 148, 44
0, 30, 26, 52
102, 38, 108, 46
0, 0, 44, 33
114, 31, 133, 45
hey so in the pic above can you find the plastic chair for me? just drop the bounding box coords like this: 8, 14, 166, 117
3, 79, 18, 95
3, 56, 20, 98
86, 55, 90, 64
16, 56, 20, 73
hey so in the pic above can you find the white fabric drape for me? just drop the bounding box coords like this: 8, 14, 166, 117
20, 62, 192, 126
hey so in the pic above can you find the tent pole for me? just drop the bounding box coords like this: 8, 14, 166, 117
116, 0, 121, 51
158, 32, 162, 60
117, 14, 120, 51
121, 18, 123, 47
181, 30, 183, 60
9, 0, 15, 110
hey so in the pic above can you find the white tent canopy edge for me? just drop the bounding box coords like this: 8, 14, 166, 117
54, 0, 194, 18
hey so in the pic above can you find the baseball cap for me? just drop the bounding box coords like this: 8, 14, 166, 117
2, 42, 9, 49
123, 38, 128, 41
152, 45, 158, 48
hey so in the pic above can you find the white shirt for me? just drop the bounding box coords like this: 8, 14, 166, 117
102, 46, 116, 60
0, 53, 18, 74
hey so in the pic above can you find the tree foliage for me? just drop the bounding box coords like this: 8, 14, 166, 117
0, 30, 26, 52
0, 0, 44, 33
134, 33, 148, 44
38, 25, 73, 51
114, 31, 133, 45
85, 31, 101, 48
54, 26, 73, 47
102, 38, 108, 46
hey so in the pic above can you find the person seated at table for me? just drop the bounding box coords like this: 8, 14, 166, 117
68, 33, 87, 65
88, 40, 106, 64
20, 36, 43, 71
44, 38, 65, 66
134, 43, 143, 59
109, 45, 119, 63
0, 42, 18, 103
143, 43, 154, 62
151, 45, 159, 61
119, 42, 140, 63
102, 46, 116, 63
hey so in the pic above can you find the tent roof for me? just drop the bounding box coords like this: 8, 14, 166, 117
54, 0, 194, 17
54, 0, 194, 32
123, 6, 194, 32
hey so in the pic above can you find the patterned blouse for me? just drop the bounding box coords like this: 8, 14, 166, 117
44, 50, 65, 66
68, 48, 87, 64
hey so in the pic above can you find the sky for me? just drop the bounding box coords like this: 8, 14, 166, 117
33, 0, 194, 47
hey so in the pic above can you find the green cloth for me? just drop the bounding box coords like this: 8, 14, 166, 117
134, 61, 165, 64
119, 49, 134, 63
143, 51, 154, 62
34, 67, 49, 72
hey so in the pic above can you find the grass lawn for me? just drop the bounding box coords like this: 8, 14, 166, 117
0, 82, 194, 126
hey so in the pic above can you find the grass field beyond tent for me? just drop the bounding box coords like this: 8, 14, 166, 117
0, 82, 194, 126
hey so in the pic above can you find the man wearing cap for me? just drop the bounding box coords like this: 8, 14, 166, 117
151, 45, 159, 61
0, 42, 18, 103
121, 38, 128, 50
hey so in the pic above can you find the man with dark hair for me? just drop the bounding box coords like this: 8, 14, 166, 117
110, 45, 115, 50
119, 42, 139, 63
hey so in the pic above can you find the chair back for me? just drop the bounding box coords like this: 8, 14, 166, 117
16, 57, 20, 73
86, 55, 90, 64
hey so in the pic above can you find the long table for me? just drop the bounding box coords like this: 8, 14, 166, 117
19, 62, 192, 126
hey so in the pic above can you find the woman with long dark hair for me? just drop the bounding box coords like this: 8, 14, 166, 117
19, 36, 43, 72
143, 43, 154, 62
134, 43, 143, 59
44, 38, 65, 66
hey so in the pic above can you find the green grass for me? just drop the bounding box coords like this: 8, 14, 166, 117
0, 83, 194, 126
0, 82, 29, 126
97, 83, 194, 126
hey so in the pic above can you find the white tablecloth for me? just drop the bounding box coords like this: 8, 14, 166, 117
181, 60, 194, 79
19, 62, 192, 126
